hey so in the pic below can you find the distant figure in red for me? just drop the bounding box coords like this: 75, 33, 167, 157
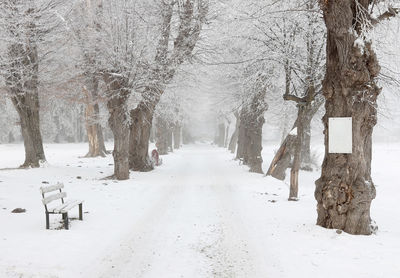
151, 149, 161, 166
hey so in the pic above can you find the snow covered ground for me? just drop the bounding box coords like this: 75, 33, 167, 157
0, 142, 399, 278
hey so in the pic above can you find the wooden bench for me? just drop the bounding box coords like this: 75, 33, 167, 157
40, 183, 84, 230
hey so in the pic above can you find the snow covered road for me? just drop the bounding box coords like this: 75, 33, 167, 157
92, 145, 266, 278
1, 143, 400, 278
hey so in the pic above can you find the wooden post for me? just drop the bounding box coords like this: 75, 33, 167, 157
289, 105, 304, 201
79, 204, 83, 220
46, 213, 49, 229
63, 213, 69, 230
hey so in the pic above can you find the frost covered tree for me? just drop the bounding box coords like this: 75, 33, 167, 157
68, 0, 155, 179
235, 66, 271, 174
64, 0, 210, 179
129, 0, 209, 172
0, 0, 68, 167
154, 94, 179, 155
70, 0, 108, 158
259, 0, 326, 201
315, 0, 399, 235
154, 65, 203, 154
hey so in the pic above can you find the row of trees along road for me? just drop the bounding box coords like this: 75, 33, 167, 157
0, 0, 210, 180
215, 0, 399, 235
1, 0, 400, 235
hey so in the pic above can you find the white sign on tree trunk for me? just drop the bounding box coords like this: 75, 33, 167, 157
328, 117, 352, 154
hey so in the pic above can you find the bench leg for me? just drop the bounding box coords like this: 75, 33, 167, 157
63, 213, 69, 230
79, 203, 83, 220
46, 212, 50, 229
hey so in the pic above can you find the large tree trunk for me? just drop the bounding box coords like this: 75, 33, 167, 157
104, 74, 130, 180
228, 111, 240, 153
315, 1, 381, 235
129, 102, 154, 172
237, 92, 267, 173
7, 38, 46, 168
245, 115, 265, 174
11, 92, 46, 168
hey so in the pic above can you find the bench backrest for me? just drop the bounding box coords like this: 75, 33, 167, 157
40, 183, 66, 211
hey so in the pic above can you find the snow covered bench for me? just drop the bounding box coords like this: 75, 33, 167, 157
40, 183, 84, 230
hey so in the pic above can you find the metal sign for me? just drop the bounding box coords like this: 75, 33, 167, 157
328, 117, 352, 154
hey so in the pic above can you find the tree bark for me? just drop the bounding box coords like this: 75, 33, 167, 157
245, 115, 265, 174
103, 73, 130, 180
129, 101, 154, 172
248, 89, 268, 173
237, 90, 267, 173
315, 1, 382, 235
11, 91, 46, 168
6, 36, 46, 168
